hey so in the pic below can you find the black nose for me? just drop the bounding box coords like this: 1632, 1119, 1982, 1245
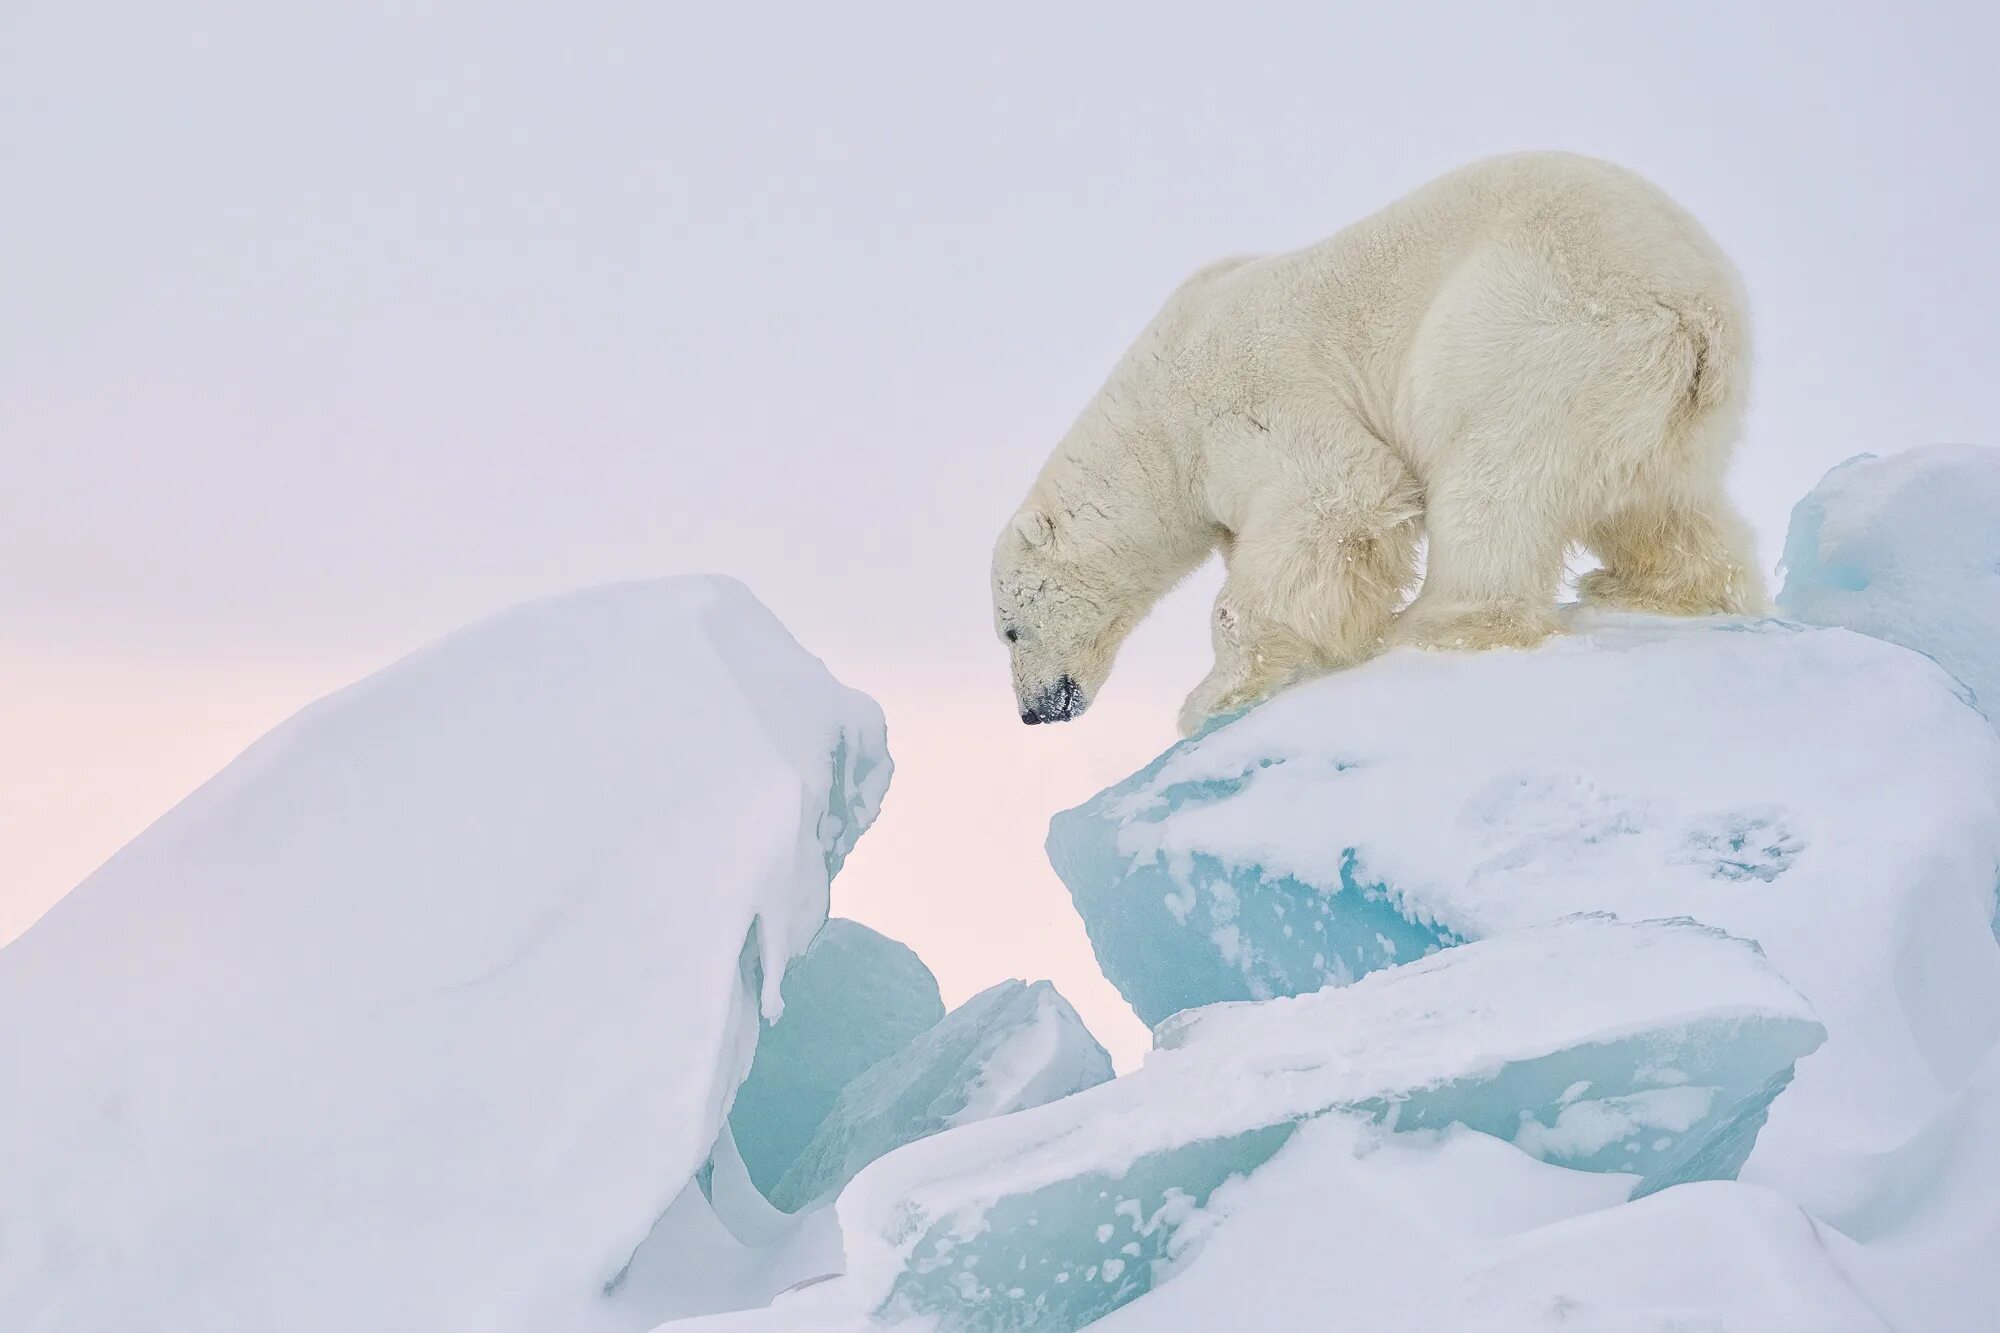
1020, 674, 1083, 725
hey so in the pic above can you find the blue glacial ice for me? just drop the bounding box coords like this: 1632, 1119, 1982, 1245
772, 978, 1114, 1212
1050, 745, 1459, 1027
1047, 615, 2000, 1222
730, 919, 946, 1204
1778, 444, 2000, 728
815, 916, 1822, 1333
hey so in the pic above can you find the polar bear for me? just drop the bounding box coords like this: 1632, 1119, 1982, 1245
992, 152, 1766, 734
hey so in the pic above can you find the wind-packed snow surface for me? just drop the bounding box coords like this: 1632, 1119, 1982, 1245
1778, 444, 2000, 728
0, 576, 892, 1333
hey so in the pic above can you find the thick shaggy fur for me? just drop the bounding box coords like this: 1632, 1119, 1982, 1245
993, 152, 1766, 734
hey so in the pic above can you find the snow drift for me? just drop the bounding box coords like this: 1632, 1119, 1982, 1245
0, 576, 890, 1333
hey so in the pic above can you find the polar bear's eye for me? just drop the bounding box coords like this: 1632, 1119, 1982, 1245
1004, 627, 1020, 643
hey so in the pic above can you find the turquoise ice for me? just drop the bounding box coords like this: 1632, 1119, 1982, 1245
1050, 744, 1458, 1027
831, 917, 1823, 1333
1043, 616, 2000, 1209
774, 979, 1114, 1212
1778, 444, 2000, 729
729, 919, 945, 1203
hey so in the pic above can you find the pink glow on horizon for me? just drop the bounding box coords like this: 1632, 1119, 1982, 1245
0, 642, 1180, 1069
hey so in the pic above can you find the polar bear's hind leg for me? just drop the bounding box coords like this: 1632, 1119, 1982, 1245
1579, 491, 1767, 616
1396, 230, 1755, 650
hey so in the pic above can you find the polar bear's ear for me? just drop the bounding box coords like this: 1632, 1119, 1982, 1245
1012, 509, 1055, 549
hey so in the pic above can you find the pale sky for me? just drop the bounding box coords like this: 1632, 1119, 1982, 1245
4, 2, 1994, 1064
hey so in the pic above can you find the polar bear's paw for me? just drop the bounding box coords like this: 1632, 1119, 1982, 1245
1393, 601, 1558, 654
1178, 673, 1272, 738
1577, 565, 1762, 618
1178, 655, 1313, 737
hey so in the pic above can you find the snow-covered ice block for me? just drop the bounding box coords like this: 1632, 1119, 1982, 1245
823, 917, 1819, 1333
1050, 616, 2000, 1212
1092, 1116, 1886, 1333
730, 919, 945, 1205
1053, 743, 1459, 1026
1779, 445, 2000, 728
772, 979, 1114, 1212
1152, 917, 1821, 1195
0, 576, 890, 1333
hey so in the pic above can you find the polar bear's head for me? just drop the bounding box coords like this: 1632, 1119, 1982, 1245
991, 507, 1139, 724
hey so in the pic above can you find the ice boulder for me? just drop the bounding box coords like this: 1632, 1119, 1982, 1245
729, 919, 945, 1204
772, 979, 1114, 1212
806, 917, 1820, 1333
0, 576, 890, 1333
1778, 444, 2000, 727
1092, 1115, 1886, 1333
1050, 615, 2000, 1217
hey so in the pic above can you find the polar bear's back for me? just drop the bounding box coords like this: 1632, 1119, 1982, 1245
1146, 152, 1746, 468
1412, 151, 1745, 326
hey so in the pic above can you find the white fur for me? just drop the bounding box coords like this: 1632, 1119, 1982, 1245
993, 152, 1767, 734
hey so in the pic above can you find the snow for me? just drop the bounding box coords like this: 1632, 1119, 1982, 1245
805, 916, 1820, 1332
603, 1125, 845, 1325
772, 978, 1114, 1212
0, 576, 890, 1333
17, 472, 2000, 1331
1050, 614, 2000, 1221
1778, 444, 2000, 728
730, 919, 945, 1205
1825, 1041, 2000, 1330
1093, 1117, 1887, 1332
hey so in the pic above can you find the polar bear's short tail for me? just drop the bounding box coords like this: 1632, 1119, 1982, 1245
1664, 293, 1746, 428
1581, 284, 1749, 489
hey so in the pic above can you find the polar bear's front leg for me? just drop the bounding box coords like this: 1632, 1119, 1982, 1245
1179, 481, 1421, 736
1178, 596, 1312, 736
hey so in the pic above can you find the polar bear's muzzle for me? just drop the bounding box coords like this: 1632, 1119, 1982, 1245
1020, 674, 1086, 725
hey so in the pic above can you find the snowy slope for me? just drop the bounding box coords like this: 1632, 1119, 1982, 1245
0, 576, 889, 1333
